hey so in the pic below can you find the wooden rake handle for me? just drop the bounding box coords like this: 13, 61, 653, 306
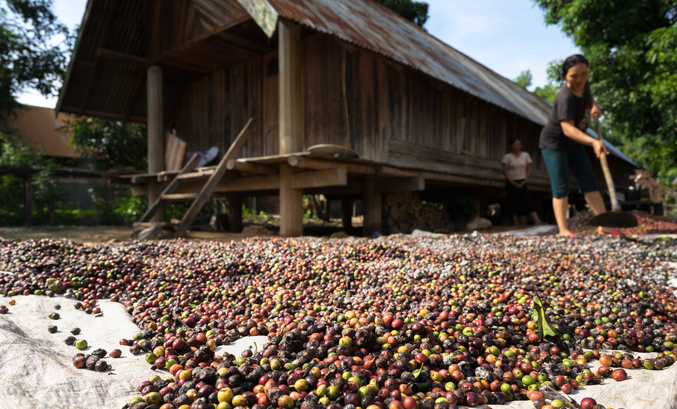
594, 117, 621, 212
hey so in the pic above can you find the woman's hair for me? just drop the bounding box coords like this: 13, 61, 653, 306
508, 137, 520, 147
562, 54, 589, 79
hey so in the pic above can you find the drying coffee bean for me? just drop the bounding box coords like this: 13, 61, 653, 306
91, 348, 107, 358
47, 325, 57, 333
70, 328, 81, 335
64, 336, 77, 345
73, 355, 85, 369
48, 312, 59, 320
110, 349, 122, 358
1, 222, 676, 409
95, 360, 108, 372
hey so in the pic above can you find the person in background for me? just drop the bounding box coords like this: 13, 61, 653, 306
502, 137, 543, 226
539, 54, 616, 237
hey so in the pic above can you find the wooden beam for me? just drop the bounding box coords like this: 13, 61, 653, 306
217, 32, 273, 53
213, 175, 279, 192
376, 176, 425, 193
303, 183, 364, 196
97, 48, 151, 66
363, 178, 382, 237
289, 155, 376, 175
288, 155, 419, 178
278, 20, 303, 154
173, 118, 253, 237
226, 160, 277, 174
162, 193, 199, 201
292, 169, 347, 190
151, 15, 251, 61
147, 65, 165, 222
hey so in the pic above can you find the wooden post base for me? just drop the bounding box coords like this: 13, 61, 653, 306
363, 178, 382, 237
280, 164, 303, 237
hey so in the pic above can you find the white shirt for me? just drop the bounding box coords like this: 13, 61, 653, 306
502, 151, 532, 181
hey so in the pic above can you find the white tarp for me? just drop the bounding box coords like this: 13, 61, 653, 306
1, 251, 677, 409
0, 295, 265, 409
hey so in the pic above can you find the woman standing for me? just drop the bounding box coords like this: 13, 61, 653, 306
502, 137, 543, 226
539, 54, 611, 237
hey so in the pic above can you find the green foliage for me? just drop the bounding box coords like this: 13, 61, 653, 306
64, 117, 148, 172
514, 70, 533, 89
0, 132, 66, 225
373, 0, 429, 28
533, 60, 563, 103
534, 83, 558, 103
0, 0, 73, 121
242, 204, 255, 218
533, 0, 677, 184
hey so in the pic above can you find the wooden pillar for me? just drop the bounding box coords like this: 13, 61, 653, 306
147, 65, 165, 222
278, 19, 303, 154
278, 19, 303, 237
227, 194, 243, 233
24, 176, 33, 226
280, 165, 303, 237
341, 197, 353, 229
363, 178, 382, 237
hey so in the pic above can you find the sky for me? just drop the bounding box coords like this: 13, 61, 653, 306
17, 0, 579, 109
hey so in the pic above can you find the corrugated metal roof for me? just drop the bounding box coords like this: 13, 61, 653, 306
3, 106, 79, 158
263, 0, 552, 125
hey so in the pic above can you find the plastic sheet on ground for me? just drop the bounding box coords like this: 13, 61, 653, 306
0, 294, 265, 409
1, 254, 677, 409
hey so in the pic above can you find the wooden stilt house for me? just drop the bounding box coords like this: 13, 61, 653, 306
56, 0, 638, 236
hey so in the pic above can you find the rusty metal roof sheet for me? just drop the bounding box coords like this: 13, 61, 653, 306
261, 0, 552, 125
3, 106, 79, 158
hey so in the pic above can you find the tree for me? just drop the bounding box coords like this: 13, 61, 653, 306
0, 132, 64, 225
534, 84, 558, 103
374, 0, 429, 28
64, 117, 148, 172
514, 70, 533, 89
533, 0, 677, 184
0, 0, 72, 121
534, 60, 563, 103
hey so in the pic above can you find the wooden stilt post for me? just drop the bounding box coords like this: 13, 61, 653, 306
363, 178, 382, 237
341, 197, 353, 230
278, 19, 303, 237
280, 164, 303, 237
227, 194, 243, 233
147, 65, 165, 222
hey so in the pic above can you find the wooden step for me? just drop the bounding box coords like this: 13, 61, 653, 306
162, 193, 199, 201
176, 169, 215, 180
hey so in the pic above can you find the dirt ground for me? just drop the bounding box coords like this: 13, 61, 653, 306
0, 223, 529, 244
0, 225, 277, 244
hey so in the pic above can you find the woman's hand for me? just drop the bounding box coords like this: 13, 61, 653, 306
592, 139, 609, 157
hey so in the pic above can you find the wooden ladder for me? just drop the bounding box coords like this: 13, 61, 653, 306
137, 118, 254, 238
